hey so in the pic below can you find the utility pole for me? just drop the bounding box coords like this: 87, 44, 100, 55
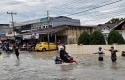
47, 11, 50, 50
7, 12, 16, 40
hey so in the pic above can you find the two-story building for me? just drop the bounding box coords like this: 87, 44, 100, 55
20, 25, 96, 44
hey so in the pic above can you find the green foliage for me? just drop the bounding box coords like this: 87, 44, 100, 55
78, 31, 90, 45
106, 18, 124, 24
91, 31, 105, 45
108, 30, 125, 44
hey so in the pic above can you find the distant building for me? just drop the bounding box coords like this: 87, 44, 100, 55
97, 24, 115, 36
96, 24, 116, 44
0, 24, 11, 34
0, 24, 12, 40
15, 16, 81, 33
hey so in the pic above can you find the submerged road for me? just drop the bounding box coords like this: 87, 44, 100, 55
0, 50, 125, 80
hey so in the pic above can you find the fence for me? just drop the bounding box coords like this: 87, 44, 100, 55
65, 44, 125, 56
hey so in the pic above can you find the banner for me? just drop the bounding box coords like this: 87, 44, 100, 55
32, 33, 39, 39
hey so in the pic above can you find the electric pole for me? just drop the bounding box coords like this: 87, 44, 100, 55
7, 12, 16, 40
47, 11, 50, 50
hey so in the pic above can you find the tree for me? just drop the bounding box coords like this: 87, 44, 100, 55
106, 18, 124, 24
91, 31, 105, 45
108, 30, 125, 44
78, 31, 90, 45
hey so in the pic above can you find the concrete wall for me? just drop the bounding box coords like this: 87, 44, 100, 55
65, 44, 125, 56
121, 30, 125, 39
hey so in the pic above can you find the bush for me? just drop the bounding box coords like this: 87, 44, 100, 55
108, 30, 125, 44
91, 31, 105, 45
78, 31, 90, 45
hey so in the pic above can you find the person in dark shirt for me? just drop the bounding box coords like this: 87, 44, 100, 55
105, 46, 119, 64
14, 43, 19, 59
60, 50, 70, 63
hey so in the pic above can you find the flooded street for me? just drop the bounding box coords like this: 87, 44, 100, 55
0, 51, 125, 80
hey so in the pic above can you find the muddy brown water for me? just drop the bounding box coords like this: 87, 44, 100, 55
0, 51, 125, 80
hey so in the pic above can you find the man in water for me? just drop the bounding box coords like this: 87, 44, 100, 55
104, 46, 119, 64
14, 43, 20, 59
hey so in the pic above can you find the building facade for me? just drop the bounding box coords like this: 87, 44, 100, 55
97, 24, 116, 44
21, 25, 96, 44
113, 19, 125, 39
15, 16, 80, 33
0, 24, 12, 40
0, 24, 11, 34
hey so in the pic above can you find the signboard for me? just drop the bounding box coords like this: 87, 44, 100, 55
32, 33, 39, 39
23, 33, 39, 40
23, 35, 32, 40
0, 34, 6, 38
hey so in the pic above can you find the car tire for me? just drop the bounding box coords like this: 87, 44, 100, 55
42, 48, 46, 52
36, 50, 39, 52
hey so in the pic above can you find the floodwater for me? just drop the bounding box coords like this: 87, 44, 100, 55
0, 51, 125, 80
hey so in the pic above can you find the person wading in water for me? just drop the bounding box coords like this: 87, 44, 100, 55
14, 43, 20, 59
93, 47, 105, 61
104, 46, 119, 64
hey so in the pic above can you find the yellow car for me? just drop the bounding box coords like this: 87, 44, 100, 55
35, 42, 57, 51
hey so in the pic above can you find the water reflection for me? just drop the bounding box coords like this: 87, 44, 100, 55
0, 52, 2, 58
31, 51, 56, 60
14, 59, 21, 66
60, 64, 77, 71
110, 63, 119, 70
98, 61, 104, 67
6, 52, 11, 57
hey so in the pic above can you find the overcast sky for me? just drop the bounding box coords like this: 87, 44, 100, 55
0, 0, 125, 25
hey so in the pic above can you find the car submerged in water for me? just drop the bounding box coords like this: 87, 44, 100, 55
35, 42, 57, 51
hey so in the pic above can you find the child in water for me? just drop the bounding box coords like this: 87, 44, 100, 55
104, 46, 119, 64
94, 47, 105, 61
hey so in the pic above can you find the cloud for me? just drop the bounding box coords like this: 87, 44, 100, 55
0, 0, 125, 25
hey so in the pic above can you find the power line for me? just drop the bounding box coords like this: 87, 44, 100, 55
82, 8, 125, 20
82, 12, 125, 24
66, 0, 122, 16
2, 0, 124, 26
50, 0, 109, 14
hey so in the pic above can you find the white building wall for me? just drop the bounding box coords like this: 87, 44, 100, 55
121, 30, 125, 39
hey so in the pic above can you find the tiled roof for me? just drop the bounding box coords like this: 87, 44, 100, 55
97, 24, 116, 30
113, 19, 125, 30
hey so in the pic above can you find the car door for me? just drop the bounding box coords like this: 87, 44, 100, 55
43, 42, 49, 50
49, 43, 56, 50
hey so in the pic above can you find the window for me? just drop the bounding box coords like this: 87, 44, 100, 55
38, 27, 41, 29
43, 26, 45, 28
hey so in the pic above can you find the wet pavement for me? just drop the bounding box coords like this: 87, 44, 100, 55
0, 50, 125, 80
